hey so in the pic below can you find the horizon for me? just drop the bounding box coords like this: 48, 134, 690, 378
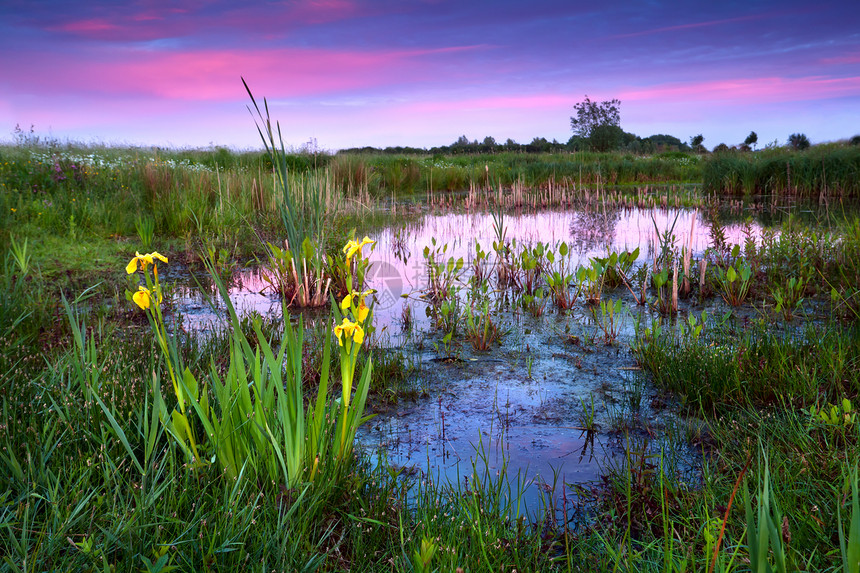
2, 1, 859, 152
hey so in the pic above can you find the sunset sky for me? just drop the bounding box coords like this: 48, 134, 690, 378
2, 0, 859, 151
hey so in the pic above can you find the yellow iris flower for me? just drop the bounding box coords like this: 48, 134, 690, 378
126, 251, 168, 274
333, 317, 365, 346
340, 290, 373, 323
342, 237, 374, 262
132, 286, 155, 310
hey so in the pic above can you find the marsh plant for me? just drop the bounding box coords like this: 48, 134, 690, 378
434, 286, 462, 335
521, 286, 548, 317
577, 393, 599, 432
245, 80, 332, 307
134, 214, 155, 249
595, 247, 640, 290
592, 298, 626, 345
544, 242, 580, 310
679, 310, 708, 341
261, 239, 330, 307
650, 265, 675, 315
771, 274, 807, 321
578, 257, 607, 305
9, 235, 32, 277
126, 238, 376, 488
517, 242, 546, 295
464, 300, 501, 351
471, 241, 491, 286
422, 237, 465, 302
715, 252, 753, 306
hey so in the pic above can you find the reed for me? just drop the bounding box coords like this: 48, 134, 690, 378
702, 144, 860, 197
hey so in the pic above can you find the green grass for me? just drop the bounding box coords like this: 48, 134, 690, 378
331, 150, 703, 194
4, 141, 860, 571
702, 143, 860, 197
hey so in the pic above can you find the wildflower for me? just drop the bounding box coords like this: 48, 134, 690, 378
342, 236, 374, 262
132, 286, 157, 310
333, 317, 364, 346
340, 289, 373, 323
126, 251, 168, 274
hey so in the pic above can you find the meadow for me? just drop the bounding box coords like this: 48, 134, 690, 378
1, 136, 860, 572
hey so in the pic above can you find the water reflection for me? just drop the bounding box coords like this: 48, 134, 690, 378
168, 204, 761, 508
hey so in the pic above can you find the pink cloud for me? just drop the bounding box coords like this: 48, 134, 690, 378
619, 76, 860, 104
12, 45, 488, 102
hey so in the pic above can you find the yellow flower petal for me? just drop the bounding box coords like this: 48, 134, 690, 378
340, 294, 353, 310
126, 257, 139, 274
357, 302, 369, 324
132, 287, 152, 310
150, 251, 168, 264
343, 240, 359, 260
333, 319, 348, 346
333, 317, 365, 346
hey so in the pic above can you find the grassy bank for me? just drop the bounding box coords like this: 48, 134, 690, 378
702, 143, 860, 197
331, 150, 702, 193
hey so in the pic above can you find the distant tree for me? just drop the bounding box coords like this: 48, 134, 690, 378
526, 137, 552, 153
645, 134, 686, 151
588, 124, 624, 152
565, 135, 586, 151
850, 135, 860, 146
744, 131, 758, 150
788, 133, 810, 150
713, 143, 730, 153
570, 95, 622, 152
451, 135, 478, 154
480, 136, 497, 154
690, 134, 706, 153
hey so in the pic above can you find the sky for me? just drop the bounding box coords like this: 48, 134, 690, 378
2, 0, 859, 151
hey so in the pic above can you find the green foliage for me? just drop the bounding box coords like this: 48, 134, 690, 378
788, 133, 811, 150
715, 253, 753, 306
244, 80, 331, 304
702, 143, 860, 196
570, 95, 623, 152
744, 456, 789, 573
464, 299, 501, 351
591, 298, 625, 345
634, 317, 860, 410
135, 214, 155, 249
745, 131, 759, 149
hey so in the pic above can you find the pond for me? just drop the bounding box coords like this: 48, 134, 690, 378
167, 198, 815, 512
